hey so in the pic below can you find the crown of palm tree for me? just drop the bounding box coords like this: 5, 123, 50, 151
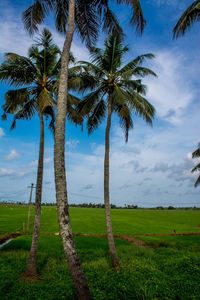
75, 34, 156, 141
0, 28, 82, 130
23, 0, 146, 46
173, 0, 200, 38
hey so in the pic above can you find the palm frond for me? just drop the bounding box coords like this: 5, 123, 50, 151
192, 143, 200, 158
118, 53, 155, 76
2, 88, 32, 114
8, 99, 37, 131
1, 113, 7, 121
126, 91, 155, 125
77, 88, 104, 116
89, 47, 103, 66
67, 94, 83, 126
23, 0, 54, 35
173, 0, 200, 38
96, 1, 123, 36
191, 162, 200, 173
119, 79, 147, 95
113, 103, 133, 142
77, 61, 105, 77
102, 35, 128, 72
13, 100, 37, 121
43, 105, 56, 135
87, 99, 106, 134
194, 175, 200, 187
69, 71, 101, 93
0, 53, 36, 86
116, 0, 146, 33
75, 0, 99, 47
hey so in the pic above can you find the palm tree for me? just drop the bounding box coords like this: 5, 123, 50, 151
76, 34, 156, 268
23, 1, 146, 298
191, 143, 200, 187
173, 0, 200, 38
0, 28, 80, 278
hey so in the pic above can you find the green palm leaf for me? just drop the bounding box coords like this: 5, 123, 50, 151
76, 33, 156, 139
173, 0, 200, 38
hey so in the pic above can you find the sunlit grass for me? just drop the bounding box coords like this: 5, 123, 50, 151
0, 205, 200, 299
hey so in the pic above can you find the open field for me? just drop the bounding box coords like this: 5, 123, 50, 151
0, 205, 200, 299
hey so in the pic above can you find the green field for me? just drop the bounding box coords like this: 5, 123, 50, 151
0, 205, 200, 299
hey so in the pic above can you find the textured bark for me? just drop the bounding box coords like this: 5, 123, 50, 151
25, 113, 44, 277
104, 98, 120, 269
54, 1, 91, 299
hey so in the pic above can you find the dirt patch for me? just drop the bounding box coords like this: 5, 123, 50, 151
75, 233, 106, 238
117, 235, 149, 248
74, 232, 200, 248
75, 233, 149, 248
0, 232, 21, 245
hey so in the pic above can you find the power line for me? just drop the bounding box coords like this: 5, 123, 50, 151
27, 183, 36, 231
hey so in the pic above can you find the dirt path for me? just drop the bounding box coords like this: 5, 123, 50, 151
75, 233, 149, 248
117, 235, 149, 248
75, 232, 200, 248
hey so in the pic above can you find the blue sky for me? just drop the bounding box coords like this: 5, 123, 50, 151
0, 0, 199, 207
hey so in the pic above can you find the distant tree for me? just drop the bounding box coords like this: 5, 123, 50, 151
191, 143, 200, 187
173, 0, 200, 38
76, 34, 156, 268
168, 206, 175, 210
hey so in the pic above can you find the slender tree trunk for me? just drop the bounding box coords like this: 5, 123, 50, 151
104, 97, 120, 269
25, 113, 44, 277
27, 183, 34, 232
54, 1, 91, 299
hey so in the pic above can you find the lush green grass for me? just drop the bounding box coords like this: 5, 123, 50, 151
1, 205, 200, 299
1, 205, 200, 236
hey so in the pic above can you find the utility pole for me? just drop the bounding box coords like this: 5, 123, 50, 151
26, 183, 36, 232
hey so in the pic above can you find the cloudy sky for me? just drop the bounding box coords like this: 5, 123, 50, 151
0, 0, 199, 207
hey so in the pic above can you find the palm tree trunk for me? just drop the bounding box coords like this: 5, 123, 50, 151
25, 113, 44, 277
104, 97, 120, 269
54, 1, 91, 299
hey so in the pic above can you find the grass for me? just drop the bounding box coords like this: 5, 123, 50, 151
1, 205, 200, 236
0, 205, 200, 299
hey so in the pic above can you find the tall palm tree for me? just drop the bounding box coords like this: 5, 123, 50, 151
23, 1, 145, 298
191, 143, 200, 187
173, 0, 200, 38
76, 34, 156, 268
0, 28, 80, 278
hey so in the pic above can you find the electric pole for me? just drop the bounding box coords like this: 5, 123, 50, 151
27, 183, 36, 232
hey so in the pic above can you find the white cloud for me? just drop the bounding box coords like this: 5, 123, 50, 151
50, 29, 90, 61
0, 127, 5, 138
44, 157, 52, 164
5, 149, 19, 161
66, 139, 80, 149
30, 157, 52, 167
145, 49, 198, 124
0, 4, 89, 62
0, 20, 32, 56
0, 167, 15, 177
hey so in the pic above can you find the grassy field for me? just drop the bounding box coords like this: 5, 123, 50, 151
0, 205, 200, 299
